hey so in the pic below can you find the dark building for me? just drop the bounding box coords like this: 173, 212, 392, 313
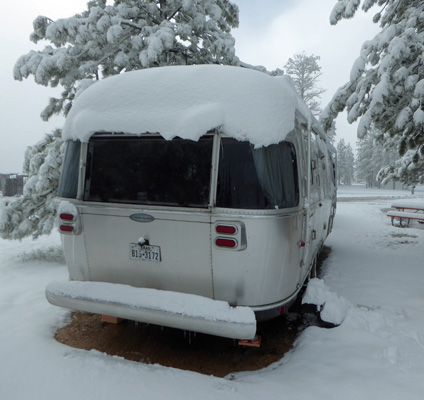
0, 174, 28, 196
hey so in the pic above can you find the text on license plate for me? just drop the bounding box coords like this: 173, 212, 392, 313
130, 244, 161, 262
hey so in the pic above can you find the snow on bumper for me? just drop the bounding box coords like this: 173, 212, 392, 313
46, 280, 257, 340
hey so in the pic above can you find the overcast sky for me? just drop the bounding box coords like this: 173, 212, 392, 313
0, 0, 380, 173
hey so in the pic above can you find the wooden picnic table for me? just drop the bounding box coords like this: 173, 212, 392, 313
387, 202, 424, 227
390, 202, 424, 212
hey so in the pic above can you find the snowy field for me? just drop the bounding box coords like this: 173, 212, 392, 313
337, 183, 424, 199
1, 185, 424, 399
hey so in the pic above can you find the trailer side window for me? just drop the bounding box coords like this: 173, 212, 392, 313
58, 140, 81, 199
84, 136, 213, 208
216, 139, 299, 209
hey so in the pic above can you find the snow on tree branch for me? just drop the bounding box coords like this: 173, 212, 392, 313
322, 0, 424, 185
0, 130, 64, 240
4, 0, 240, 241
14, 0, 240, 122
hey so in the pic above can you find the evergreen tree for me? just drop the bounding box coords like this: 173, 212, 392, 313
321, 0, 424, 185
356, 134, 376, 187
0, 130, 63, 239
356, 128, 399, 188
15, 0, 240, 122
284, 52, 325, 116
327, 121, 337, 146
345, 143, 355, 185
376, 134, 419, 186
1, 0, 240, 240
336, 139, 346, 186
336, 139, 355, 185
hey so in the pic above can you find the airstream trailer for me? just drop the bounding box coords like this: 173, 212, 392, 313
46, 65, 336, 340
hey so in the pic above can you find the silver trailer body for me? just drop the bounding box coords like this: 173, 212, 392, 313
46, 65, 336, 339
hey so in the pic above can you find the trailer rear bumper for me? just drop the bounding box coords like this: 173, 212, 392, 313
46, 280, 257, 340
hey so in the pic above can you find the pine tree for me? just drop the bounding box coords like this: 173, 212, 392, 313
0, 130, 63, 239
327, 121, 337, 146
345, 143, 355, 185
336, 139, 346, 186
284, 52, 325, 116
336, 139, 355, 185
356, 134, 376, 187
15, 0, 240, 122
2, 0, 240, 240
321, 0, 424, 185
356, 128, 399, 188
377, 138, 420, 186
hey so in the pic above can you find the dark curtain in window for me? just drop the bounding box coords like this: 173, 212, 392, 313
217, 138, 298, 209
251, 143, 298, 209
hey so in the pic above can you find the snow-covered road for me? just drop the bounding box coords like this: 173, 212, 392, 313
1, 186, 424, 400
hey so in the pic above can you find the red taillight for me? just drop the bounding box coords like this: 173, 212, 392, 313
59, 225, 74, 233
215, 238, 237, 248
216, 225, 237, 234
58, 203, 79, 235
214, 221, 245, 251
60, 213, 75, 221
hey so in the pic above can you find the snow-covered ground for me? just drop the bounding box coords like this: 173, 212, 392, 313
1, 185, 424, 400
337, 183, 424, 199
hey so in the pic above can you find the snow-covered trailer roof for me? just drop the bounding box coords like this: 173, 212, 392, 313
63, 64, 318, 147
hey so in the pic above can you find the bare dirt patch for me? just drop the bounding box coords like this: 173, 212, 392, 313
55, 246, 331, 377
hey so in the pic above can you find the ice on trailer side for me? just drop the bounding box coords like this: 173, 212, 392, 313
62, 65, 313, 147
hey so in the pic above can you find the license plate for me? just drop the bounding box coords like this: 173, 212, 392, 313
130, 244, 161, 262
